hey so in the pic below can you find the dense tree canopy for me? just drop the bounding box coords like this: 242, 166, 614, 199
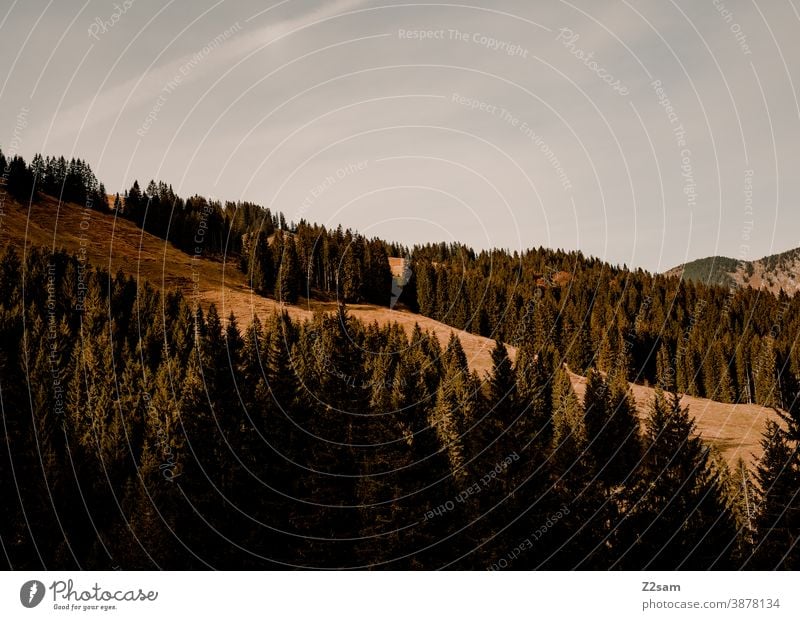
1, 244, 797, 570
2, 148, 798, 569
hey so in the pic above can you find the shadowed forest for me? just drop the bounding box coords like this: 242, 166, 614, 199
1, 148, 799, 569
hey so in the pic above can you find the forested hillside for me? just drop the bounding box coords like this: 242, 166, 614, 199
3, 146, 798, 414
406, 244, 800, 413
1, 147, 799, 569
1, 245, 798, 569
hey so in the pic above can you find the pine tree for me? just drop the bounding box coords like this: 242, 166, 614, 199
583, 369, 612, 477
249, 231, 274, 294
340, 241, 362, 303
596, 332, 614, 373
264, 311, 300, 413
656, 342, 675, 391
463, 340, 516, 529
414, 261, 436, 316
544, 367, 610, 569
218, 312, 245, 451
488, 339, 516, 428
714, 455, 755, 562
175, 347, 224, 564
735, 337, 754, 403
124, 180, 144, 224
277, 237, 301, 304
604, 370, 642, 485
586, 336, 642, 485
677, 340, 700, 396
0, 245, 22, 307
551, 366, 586, 472
434, 268, 449, 322
388, 347, 452, 567
749, 420, 800, 568
429, 334, 477, 488
754, 339, 780, 407
469, 338, 555, 565
618, 390, 737, 569
565, 320, 592, 374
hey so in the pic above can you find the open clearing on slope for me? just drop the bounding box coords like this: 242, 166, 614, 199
2, 196, 779, 468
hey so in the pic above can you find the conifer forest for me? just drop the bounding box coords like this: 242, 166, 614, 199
1, 148, 798, 570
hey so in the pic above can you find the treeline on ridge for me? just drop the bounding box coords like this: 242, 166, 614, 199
0, 148, 396, 305
3, 146, 798, 413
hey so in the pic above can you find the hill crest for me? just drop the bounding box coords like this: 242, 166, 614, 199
665, 248, 800, 295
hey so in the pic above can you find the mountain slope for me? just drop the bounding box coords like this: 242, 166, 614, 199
1, 194, 500, 372
2, 195, 780, 467
665, 247, 800, 295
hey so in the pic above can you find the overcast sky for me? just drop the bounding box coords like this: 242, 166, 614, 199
1, 0, 799, 272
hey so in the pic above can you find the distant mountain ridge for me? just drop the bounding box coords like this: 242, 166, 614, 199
665, 247, 800, 295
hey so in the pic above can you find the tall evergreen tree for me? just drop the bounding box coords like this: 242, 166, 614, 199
617, 390, 736, 569
656, 342, 675, 391
277, 237, 301, 304
248, 231, 274, 295
754, 339, 780, 407
749, 420, 800, 568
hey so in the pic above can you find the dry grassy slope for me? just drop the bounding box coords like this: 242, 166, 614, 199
2, 195, 778, 467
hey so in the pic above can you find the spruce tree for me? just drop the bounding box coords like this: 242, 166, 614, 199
434, 268, 449, 322
429, 334, 475, 487
603, 369, 642, 486
749, 420, 800, 568
565, 320, 592, 374
618, 390, 736, 569
487, 340, 516, 428
656, 342, 675, 391
754, 339, 780, 407
545, 367, 608, 569
551, 366, 586, 472
414, 261, 436, 316
249, 231, 274, 295
676, 342, 694, 394
583, 368, 610, 469
735, 338, 754, 403
704, 342, 734, 403
341, 242, 362, 303
277, 237, 301, 304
